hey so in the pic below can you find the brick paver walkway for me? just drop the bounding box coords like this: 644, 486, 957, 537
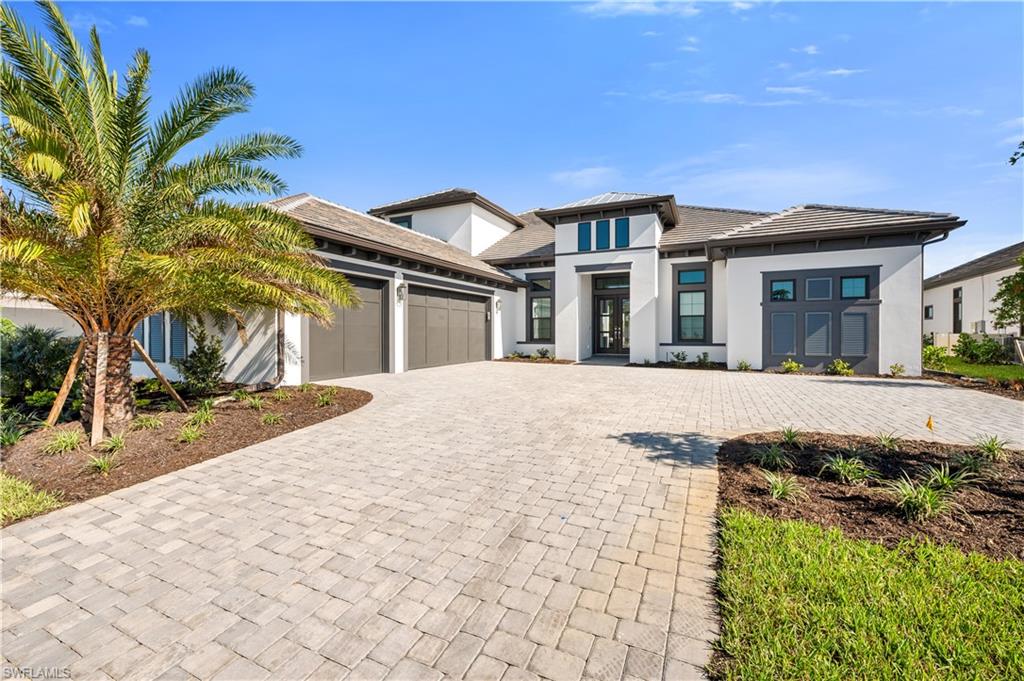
3, 363, 1020, 680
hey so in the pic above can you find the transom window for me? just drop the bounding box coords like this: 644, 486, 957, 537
770, 279, 795, 301
595, 276, 629, 290
805, 277, 833, 301
841, 276, 868, 299
677, 270, 706, 285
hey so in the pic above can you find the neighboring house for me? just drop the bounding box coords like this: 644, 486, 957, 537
1, 188, 965, 380
923, 241, 1023, 336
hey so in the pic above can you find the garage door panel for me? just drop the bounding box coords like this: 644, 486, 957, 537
408, 285, 488, 370
308, 277, 384, 381
342, 300, 382, 377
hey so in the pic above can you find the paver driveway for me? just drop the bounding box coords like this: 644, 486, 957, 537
3, 363, 1021, 681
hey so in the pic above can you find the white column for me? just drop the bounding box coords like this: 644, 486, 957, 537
392, 274, 406, 373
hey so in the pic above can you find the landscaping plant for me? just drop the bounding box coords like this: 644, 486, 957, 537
694, 352, 714, 368
825, 358, 854, 376
750, 443, 793, 470
988, 253, 1024, 336
170, 323, 227, 397
952, 452, 994, 478
735, 360, 752, 372
315, 392, 334, 407
888, 363, 906, 377
669, 351, 688, 366
261, 412, 284, 426
975, 435, 1010, 462
86, 453, 117, 475
535, 348, 551, 359
0, 325, 79, 408
922, 344, 949, 370
1, 472, 61, 523
922, 464, 976, 494
178, 424, 203, 444
819, 452, 875, 485
271, 389, 291, 402
0, 1, 358, 433
244, 395, 265, 411
41, 430, 83, 455
875, 431, 901, 452
762, 471, 806, 501
97, 433, 127, 454
888, 473, 955, 521
130, 415, 163, 431
780, 359, 803, 373
780, 426, 802, 448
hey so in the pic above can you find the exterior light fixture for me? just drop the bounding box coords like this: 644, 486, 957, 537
494, 298, 502, 312
396, 282, 407, 302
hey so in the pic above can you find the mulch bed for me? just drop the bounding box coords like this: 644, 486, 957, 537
494, 357, 574, 365
924, 370, 1024, 401
1, 386, 371, 524
627, 361, 727, 370
718, 432, 1023, 560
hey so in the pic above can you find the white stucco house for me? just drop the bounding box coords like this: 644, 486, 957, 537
2, 188, 966, 381
923, 241, 1022, 337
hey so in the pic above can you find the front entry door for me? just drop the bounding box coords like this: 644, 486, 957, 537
595, 294, 630, 354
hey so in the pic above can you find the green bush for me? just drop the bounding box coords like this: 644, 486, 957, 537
735, 360, 752, 372
170, 323, 226, 397
780, 358, 803, 373
824, 358, 854, 376
750, 443, 793, 470
0, 325, 79, 408
694, 352, 714, 368
922, 344, 949, 370
888, 363, 906, 377
954, 334, 1012, 365
534, 348, 551, 359
762, 471, 806, 501
670, 351, 688, 366
23, 390, 57, 408
1, 472, 61, 523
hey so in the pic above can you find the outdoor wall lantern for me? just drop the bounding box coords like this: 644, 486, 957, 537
396, 282, 407, 302
494, 298, 502, 312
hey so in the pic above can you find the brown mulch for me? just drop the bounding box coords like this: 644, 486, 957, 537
924, 371, 1024, 401
1, 386, 371, 524
494, 357, 574, 365
718, 432, 1024, 560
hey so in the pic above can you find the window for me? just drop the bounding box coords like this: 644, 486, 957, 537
594, 276, 629, 290
841, 312, 868, 356
678, 292, 705, 341
577, 222, 591, 251
771, 313, 797, 355
924, 305, 934, 320
673, 264, 710, 343
170, 316, 189, 360
806, 277, 832, 301
526, 274, 554, 342
614, 218, 630, 248
148, 312, 166, 363
596, 220, 610, 250
132, 321, 145, 360
952, 287, 963, 333
770, 279, 795, 301
390, 215, 412, 229
805, 312, 831, 356
678, 270, 706, 285
841, 276, 868, 299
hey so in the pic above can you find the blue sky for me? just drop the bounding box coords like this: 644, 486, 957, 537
21, 1, 1024, 275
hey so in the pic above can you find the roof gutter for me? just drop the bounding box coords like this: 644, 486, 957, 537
707, 219, 966, 250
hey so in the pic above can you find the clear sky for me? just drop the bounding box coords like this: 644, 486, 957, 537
18, 1, 1024, 275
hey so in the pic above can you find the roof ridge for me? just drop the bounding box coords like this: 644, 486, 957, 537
802, 203, 955, 218
676, 203, 771, 215
712, 205, 807, 240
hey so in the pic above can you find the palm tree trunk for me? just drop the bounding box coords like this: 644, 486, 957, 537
81, 333, 136, 435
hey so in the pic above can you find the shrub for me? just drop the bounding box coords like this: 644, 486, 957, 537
762, 471, 806, 501
670, 351, 688, 366
171, 323, 226, 397
974, 435, 1009, 462
780, 426, 802, 448
42, 430, 83, 455
780, 359, 803, 374
825, 359, 854, 376
735, 360, 752, 372
535, 348, 551, 359
888, 363, 906, 377
271, 388, 291, 402
97, 433, 126, 454
316, 392, 333, 407
750, 444, 793, 470
887, 474, 955, 521
922, 344, 949, 370
178, 424, 203, 444
0, 472, 61, 523
298, 383, 314, 393
86, 454, 117, 475
24, 390, 58, 408
953, 452, 993, 477
243, 395, 264, 411
695, 352, 714, 368
185, 401, 215, 427
261, 412, 284, 426
1, 409, 35, 447
0, 325, 80, 407
954, 334, 980, 362
875, 431, 901, 452
819, 452, 875, 485
131, 415, 163, 431
922, 464, 975, 494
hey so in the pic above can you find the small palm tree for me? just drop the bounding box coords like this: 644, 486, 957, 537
1, 1, 357, 434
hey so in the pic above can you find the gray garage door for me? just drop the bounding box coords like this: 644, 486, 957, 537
407, 286, 488, 370
308, 277, 384, 381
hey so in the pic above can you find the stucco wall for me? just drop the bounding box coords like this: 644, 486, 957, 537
656, 256, 728, 363
1, 297, 81, 337
923, 265, 1019, 336
500, 266, 556, 358
381, 203, 517, 257
724, 244, 924, 375
553, 213, 660, 254
469, 204, 519, 256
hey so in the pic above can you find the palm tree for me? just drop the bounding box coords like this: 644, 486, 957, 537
1, 1, 357, 434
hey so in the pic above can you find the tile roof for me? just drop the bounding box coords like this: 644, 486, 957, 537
659, 205, 771, 249
366, 188, 525, 227
924, 241, 1023, 289
707, 204, 964, 244
552, 192, 659, 209
478, 211, 555, 263
267, 194, 518, 285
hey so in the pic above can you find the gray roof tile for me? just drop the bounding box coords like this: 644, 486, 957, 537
553, 192, 659, 209
366, 188, 524, 227
478, 211, 555, 263
924, 241, 1023, 289
660, 205, 771, 249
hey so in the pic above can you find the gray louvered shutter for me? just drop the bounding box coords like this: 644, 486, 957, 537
841, 312, 868, 356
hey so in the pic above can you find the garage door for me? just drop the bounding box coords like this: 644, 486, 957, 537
308, 277, 384, 380
407, 286, 488, 370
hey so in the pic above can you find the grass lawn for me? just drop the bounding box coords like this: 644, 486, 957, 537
714, 508, 1024, 680
0, 471, 62, 524
942, 357, 1024, 381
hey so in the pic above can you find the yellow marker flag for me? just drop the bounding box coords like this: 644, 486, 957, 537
926, 416, 934, 432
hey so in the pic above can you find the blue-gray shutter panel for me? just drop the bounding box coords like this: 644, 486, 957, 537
771, 313, 796, 355
805, 312, 831, 356
170, 316, 188, 360
614, 217, 629, 248
805, 277, 833, 300
148, 313, 165, 363
841, 312, 868, 356
131, 321, 145, 360
577, 222, 592, 251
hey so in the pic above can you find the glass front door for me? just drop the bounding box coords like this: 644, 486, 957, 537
594, 294, 629, 354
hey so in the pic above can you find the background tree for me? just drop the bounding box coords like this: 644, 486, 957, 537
1, 1, 357, 434
1010, 140, 1024, 166
989, 254, 1024, 336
